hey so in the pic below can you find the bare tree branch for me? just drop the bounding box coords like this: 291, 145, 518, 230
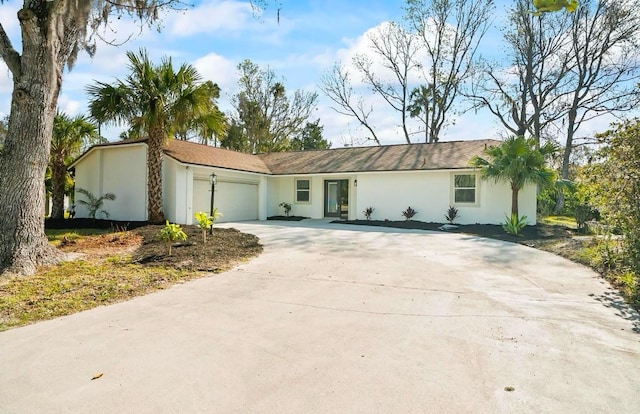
319, 64, 381, 145
0, 23, 21, 78
558, 0, 640, 183
353, 22, 419, 143
406, 0, 495, 142
466, 0, 573, 144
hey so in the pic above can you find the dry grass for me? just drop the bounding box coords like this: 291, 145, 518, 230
0, 226, 262, 331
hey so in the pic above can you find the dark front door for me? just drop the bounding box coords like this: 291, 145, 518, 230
324, 179, 349, 218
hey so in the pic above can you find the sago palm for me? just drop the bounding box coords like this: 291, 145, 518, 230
87, 48, 219, 222
50, 112, 100, 219
470, 135, 556, 217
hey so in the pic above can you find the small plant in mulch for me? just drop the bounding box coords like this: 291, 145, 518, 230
502, 214, 528, 236
158, 220, 187, 256
194, 212, 213, 243
279, 202, 292, 217
363, 207, 375, 220
402, 206, 417, 221
194, 209, 222, 243
445, 205, 459, 224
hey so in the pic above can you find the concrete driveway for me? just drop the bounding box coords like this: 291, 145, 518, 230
0, 221, 638, 413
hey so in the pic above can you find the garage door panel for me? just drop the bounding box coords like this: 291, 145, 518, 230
193, 179, 258, 222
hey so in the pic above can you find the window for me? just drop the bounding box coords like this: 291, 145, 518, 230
454, 174, 476, 203
296, 179, 310, 203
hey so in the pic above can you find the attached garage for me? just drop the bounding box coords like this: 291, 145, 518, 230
193, 178, 259, 222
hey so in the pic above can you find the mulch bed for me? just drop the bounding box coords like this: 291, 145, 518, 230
335, 219, 573, 244
52, 220, 263, 273
267, 216, 308, 221
130, 225, 262, 272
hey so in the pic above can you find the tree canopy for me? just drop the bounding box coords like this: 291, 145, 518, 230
49, 112, 101, 219
290, 120, 330, 151
470, 136, 557, 217
225, 59, 318, 153
0, 0, 189, 275
586, 119, 640, 284
87, 48, 219, 222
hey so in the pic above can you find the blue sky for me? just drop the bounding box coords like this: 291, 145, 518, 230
0, 0, 626, 146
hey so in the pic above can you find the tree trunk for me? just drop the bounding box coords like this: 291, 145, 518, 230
147, 126, 165, 222
554, 108, 577, 214
50, 159, 67, 219
511, 184, 519, 217
0, 6, 65, 275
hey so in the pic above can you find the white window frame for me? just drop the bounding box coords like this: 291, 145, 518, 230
452, 173, 478, 206
295, 178, 311, 204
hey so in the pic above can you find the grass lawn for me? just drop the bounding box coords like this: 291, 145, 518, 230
0, 226, 262, 331
540, 215, 577, 229
0, 256, 195, 331
46, 228, 110, 244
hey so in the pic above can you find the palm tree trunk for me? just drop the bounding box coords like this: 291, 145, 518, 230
50, 161, 67, 219
511, 185, 519, 217
147, 126, 165, 222
0, 7, 65, 274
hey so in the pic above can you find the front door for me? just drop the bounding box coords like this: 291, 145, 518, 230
324, 180, 349, 218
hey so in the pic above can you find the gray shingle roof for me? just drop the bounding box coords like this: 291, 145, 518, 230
73, 138, 498, 175
257, 139, 499, 174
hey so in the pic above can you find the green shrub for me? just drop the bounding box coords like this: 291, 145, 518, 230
502, 214, 527, 236
194, 209, 222, 243
574, 204, 592, 234
194, 212, 213, 243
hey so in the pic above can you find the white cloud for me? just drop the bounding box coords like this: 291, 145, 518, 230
169, 0, 256, 37
56, 95, 82, 116
0, 2, 20, 40
193, 52, 239, 98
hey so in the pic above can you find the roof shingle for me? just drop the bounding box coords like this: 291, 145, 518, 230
163, 140, 271, 174
257, 139, 499, 174
74, 138, 499, 175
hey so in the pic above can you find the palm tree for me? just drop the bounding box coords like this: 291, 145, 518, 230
174, 81, 228, 145
87, 49, 220, 222
50, 112, 100, 219
470, 136, 556, 217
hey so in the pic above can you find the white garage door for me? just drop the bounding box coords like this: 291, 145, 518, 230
193, 179, 259, 222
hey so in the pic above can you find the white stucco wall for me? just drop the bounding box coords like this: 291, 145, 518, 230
267, 176, 322, 218
265, 170, 536, 225
73, 144, 147, 221
163, 157, 193, 225
266, 175, 358, 219
353, 169, 536, 225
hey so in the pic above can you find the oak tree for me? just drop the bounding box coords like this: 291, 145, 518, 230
0, 0, 186, 275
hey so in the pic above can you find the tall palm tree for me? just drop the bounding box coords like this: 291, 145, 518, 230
50, 112, 100, 219
87, 49, 219, 222
470, 136, 556, 217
